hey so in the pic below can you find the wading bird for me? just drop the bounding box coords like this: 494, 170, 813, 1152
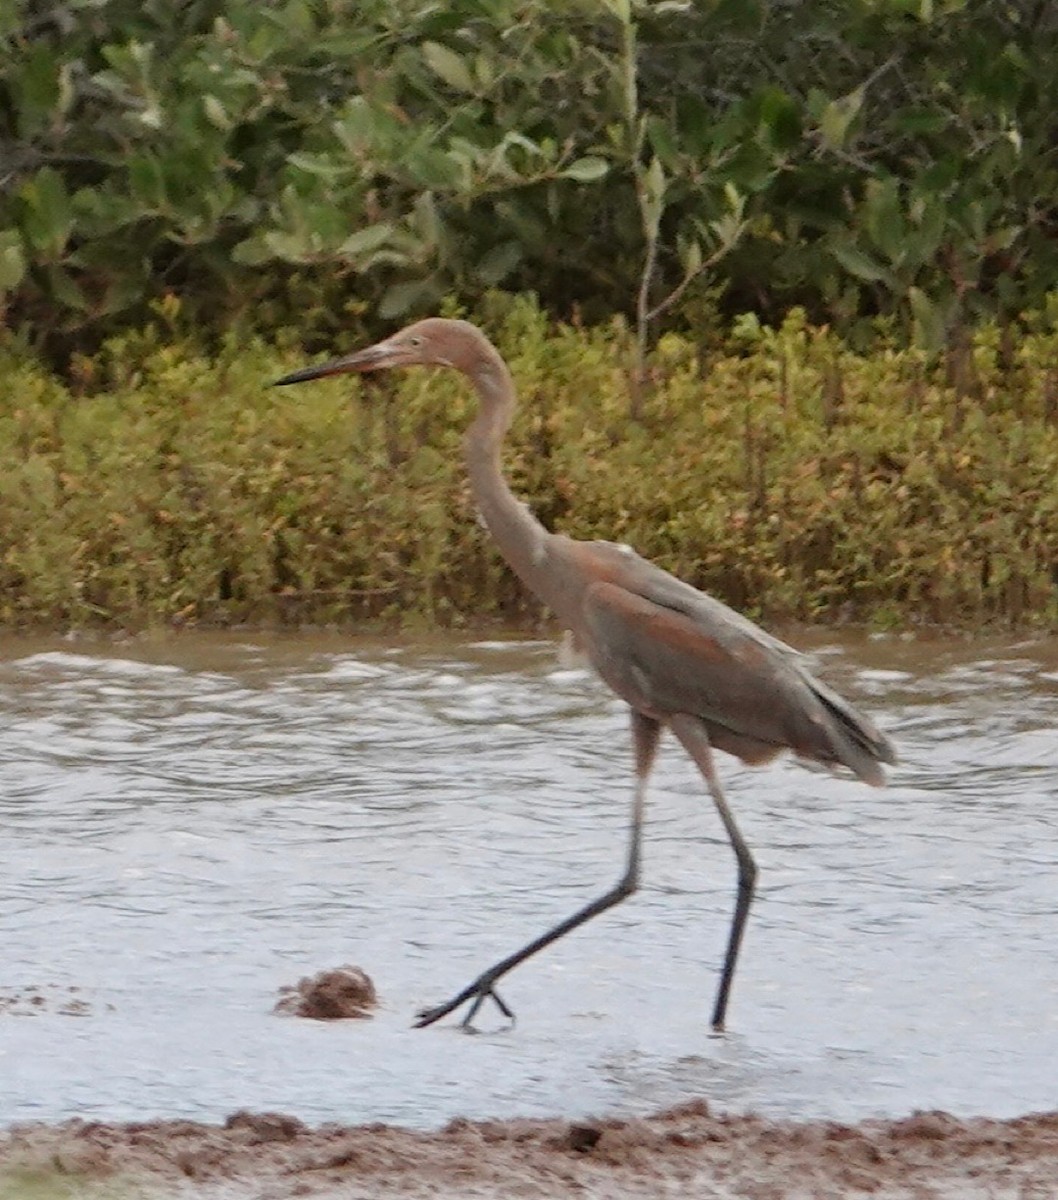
274, 318, 896, 1033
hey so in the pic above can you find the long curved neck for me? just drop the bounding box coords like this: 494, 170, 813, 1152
462, 349, 554, 599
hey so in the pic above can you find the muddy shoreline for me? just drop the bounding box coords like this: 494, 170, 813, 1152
2, 1103, 1057, 1199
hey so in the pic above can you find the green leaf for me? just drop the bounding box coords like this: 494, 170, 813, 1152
380, 278, 434, 319
287, 153, 351, 179
721, 141, 775, 193
830, 243, 891, 284
422, 42, 476, 94
864, 178, 907, 264
559, 157, 610, 183
475, 241, 522, 285
892, 108, 949, 135
45, 266, 88, 310
264, 230, 313, 260
203, 95, 231, 130
645, 156, 665, 205
333, 97, 377, 152
645, 116, 678, 168
18, 167, 73, 258
732, 312, 762, 342
404, 143, 463, 190
639, 156, 666, 237
985, 226, 1020, 254
819, 86, 864, 150
412, 192, 443, 248
339, 223, 394, 257
72, 185, 141, 236
754, 85, 801, 150
908, 286, 946, 351
0, 231, 26, 291
231, 236, 273, 265
94, 271, 145, 317
680, 238, 703, 277
15, 45, 62, 139
709, 213, 744, 251
723, 182, 744, 216
475, 53, 495, 90
128, 156, 167, 209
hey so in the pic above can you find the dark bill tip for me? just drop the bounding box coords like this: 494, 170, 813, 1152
272, 362, 341, 387
272, 343, 395, 387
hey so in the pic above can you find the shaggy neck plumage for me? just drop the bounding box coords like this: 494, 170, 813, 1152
460, 347, 555, 601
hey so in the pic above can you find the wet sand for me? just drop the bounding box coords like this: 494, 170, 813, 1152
2, 1103, 1057, 1198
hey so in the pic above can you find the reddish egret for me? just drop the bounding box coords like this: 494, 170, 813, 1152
274, 318, 896, 1032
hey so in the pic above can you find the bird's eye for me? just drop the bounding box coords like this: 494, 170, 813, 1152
409, 336, 424, 348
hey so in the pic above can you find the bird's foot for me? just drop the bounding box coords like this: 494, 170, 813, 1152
414, 979, 515, 1032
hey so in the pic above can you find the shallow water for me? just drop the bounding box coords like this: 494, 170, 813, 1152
0, 629, 1055, 1129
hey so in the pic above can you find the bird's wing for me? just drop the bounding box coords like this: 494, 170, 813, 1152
576, 542, 895, 784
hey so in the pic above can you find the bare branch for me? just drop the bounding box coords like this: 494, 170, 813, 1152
644, 242, 729, 325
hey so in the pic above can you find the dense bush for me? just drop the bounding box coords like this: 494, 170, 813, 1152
2, 1, 1058, 361
2, 297, 1057, 630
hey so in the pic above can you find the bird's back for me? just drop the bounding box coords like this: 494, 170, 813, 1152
560, 538, 896, 784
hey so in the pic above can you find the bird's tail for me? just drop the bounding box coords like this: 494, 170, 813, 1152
809, 676, 898, 787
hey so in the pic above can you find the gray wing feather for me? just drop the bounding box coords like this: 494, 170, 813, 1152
581, 542, 896, 783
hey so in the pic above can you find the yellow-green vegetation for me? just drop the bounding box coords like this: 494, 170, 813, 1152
3, 297, 1058, 631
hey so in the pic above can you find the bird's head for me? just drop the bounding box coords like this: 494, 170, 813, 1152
273, 318, 487, 386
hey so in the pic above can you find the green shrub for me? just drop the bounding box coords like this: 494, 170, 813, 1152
2, 297, 1057, 630
3, 1, 1058, 360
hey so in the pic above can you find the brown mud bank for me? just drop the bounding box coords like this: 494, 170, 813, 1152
2, 1103, 1057, 1199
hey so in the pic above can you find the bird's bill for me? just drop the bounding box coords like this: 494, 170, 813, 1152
273, 338, 400, 386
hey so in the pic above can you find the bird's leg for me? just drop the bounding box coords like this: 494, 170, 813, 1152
415, 711, 661, 1031
668, 714, 758, 1033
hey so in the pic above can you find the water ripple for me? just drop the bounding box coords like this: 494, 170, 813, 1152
0, 632, 1056, 1128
